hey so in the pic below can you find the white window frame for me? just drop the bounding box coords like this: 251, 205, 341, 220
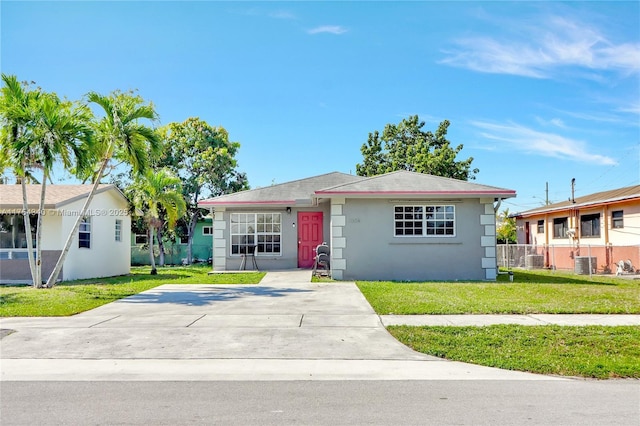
78, 217, 91, 249
230, 213, 282, 256
115, 219, 122, 242
612, 210, 624, 229
135, 234, 148, 245
394, 205, 456, 237
202, 226, 213, 236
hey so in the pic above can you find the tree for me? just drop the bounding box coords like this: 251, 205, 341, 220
0, 75, 92, 287
28, 92, 92, 287
130, 168, 186, 274
0, 74, 40, 285
496, 209, 517, 244
157, 117, 248, 264
355, 115, 478, 180
45, 90, 161, 287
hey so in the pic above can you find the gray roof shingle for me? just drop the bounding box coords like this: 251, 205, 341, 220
199, 170, 515, 208
316, 170, 516, 198
199, 172, 366, 207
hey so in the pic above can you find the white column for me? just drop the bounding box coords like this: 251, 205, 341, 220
212, 208, 226, 271
330, 198, 346, 280
480, 199, 497, 280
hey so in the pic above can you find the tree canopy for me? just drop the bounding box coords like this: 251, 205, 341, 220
157, 117, 248, 263
355, 115, 478, 180
496, 209, 517, 244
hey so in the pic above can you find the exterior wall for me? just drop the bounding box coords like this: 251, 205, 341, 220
515, 198, 640, 272
131, 218, 213, 265
212, 204, 332, 271
0, 212, 65, 283
61, 190, 131, 280
0, 250, 61, 282
337, 198, 493, 281
608, 201, 640, 245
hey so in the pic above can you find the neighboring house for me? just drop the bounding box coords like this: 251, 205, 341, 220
0, 184, 131, 283
198, 171, 516, 281
131, 216, 213, 265
512, 185, 640, 272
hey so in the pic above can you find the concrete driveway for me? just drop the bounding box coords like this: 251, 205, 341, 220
0, 270, 558, 381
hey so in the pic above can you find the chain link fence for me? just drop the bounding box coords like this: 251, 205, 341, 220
497, 243, 639, 275
131, 244, 212, 266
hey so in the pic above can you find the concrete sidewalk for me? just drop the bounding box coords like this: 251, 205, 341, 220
382, 314, 640, 327
1, 270, 634, 382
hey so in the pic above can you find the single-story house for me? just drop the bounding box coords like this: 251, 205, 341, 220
512, 185, 640, 272
131, 216, 213, 265
198, 171, 516, 281
0, 184, 131, 283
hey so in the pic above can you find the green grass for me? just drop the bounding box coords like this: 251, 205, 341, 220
388, 324, 640, 379
0, 265, 265, 317
357, 269, 640, 314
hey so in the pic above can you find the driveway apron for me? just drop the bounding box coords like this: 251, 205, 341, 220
0, 270, 554, 380
1, 271, 425, 360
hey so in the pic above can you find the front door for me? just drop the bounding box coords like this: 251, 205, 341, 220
298, 212, 323, 268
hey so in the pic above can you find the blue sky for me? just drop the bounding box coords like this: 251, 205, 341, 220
2, 1, 638, 213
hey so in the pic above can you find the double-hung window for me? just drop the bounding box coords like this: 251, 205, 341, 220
115, 220, 122, 242
394, 205, 455, 237
79, 217, 91, 248
231, 213, 281, 255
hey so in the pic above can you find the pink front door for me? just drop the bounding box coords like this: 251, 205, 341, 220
298, 212, 323, 268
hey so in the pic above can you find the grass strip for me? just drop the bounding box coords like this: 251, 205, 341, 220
388, 324, 640, 379
0, 266, 265, 317
358, 270, 640, 314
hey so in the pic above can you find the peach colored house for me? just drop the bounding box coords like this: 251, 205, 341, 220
513, 185, 640, 273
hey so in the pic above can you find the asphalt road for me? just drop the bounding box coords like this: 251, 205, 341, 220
2, 380, 638, 425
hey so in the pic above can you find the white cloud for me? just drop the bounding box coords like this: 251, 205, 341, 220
307, 25, 348, 35
534, 117, 567, 129
471, 120, 617, 165
440, 15, 640, 78
269, 10, 296, 20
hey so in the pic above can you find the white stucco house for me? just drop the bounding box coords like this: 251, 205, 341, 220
199, 171, 516, 281
0, 184, 131, 283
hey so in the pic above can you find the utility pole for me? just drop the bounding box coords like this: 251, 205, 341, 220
545, 182, 549, 205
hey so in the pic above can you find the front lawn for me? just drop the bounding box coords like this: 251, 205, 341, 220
357, 269, 640, 314
389, 324, 640, 379
0, 265, 265, 317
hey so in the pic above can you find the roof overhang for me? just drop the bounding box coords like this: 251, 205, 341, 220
314, 190, 517, 199
198, 200, 296, 209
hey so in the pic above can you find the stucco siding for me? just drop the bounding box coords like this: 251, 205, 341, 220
0, 250, 61, 282
339, 198, 487, 281
214, 204, 331, 271
608, 201, 639, 246
61, 190, 130, 280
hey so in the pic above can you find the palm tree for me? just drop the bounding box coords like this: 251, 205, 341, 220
45, 90, 161, 287
0, 74, 39, 285
1, 76, 93, 287
130, 168, 186, 275
30, 94, 93, 286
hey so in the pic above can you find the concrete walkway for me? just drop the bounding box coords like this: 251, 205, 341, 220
1, 270, 635, 381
